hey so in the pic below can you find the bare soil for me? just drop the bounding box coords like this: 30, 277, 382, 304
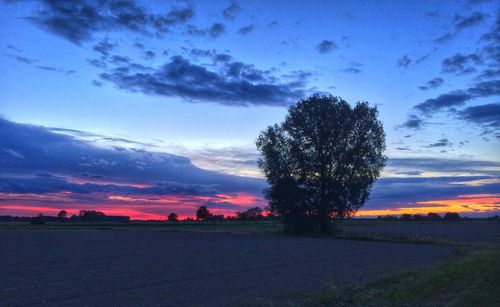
0, 230, 451, 306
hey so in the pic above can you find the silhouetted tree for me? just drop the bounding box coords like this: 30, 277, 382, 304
30, 213, 45, 225
57, 210, 68, 222
237, 207, 264, 221
427, 212, 441, 220
210, 215, 225, 222
444, 212, 461, 220
168, 213, 178, 222
400, 214, 413, 221
196, 206, 212, 221
413, 214, 424, 221
257, 94, 386, 233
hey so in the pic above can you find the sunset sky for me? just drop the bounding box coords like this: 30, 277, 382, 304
0, 0, 499, 219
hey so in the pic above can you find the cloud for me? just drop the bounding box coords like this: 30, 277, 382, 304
267, 20, 279, 28
454, 11, 488, 31
434, 11, 488, 44
2, 118, 498, 218
418, 77, 444, 90
0, 117, 266, 197
415, 92, 472, 114
238, 24, 255, 35
144, 50, 155, 59
386, 157, 500, 177
93, 38, 116, 58
457, 103, 500, 128
99, 55, 307, 106
8, 0, 194, 44
413, 80, 500, 115
222, 1, 241, 20
397, 55, 412, 68
400, 115, 425, 129
340, 62, 363, 74
423, 138, 452, 148
209, 23, 226, 38
36, 65, 75, 74
316, 40, 336, 54
442, 53, 483, 75
475, 68, 500, 80
186, 23, 226, 38
5, 54, 38, 64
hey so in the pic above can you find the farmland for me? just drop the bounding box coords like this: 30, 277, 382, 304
3, 220, 499, 306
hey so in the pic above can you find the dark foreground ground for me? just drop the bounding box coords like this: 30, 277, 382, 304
0, 231, 451, 306
342, 221, 500, 243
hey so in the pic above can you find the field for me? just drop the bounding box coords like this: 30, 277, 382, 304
1, 220, 499, 306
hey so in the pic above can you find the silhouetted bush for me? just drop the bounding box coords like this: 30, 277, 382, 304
168, 213, 178, 222
400, 214, 413, 221
30, 214, 45, 225
57, 210, 68, 222
444, 212, 461, 220
427, 212, 442, 220
236, 207, 264, 221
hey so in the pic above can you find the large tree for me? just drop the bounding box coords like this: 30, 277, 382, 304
256, 94, 386, 233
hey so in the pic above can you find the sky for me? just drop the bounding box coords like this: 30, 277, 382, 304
0, 0, 499, 219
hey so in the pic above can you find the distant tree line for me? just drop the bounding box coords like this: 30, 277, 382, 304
377, 212, 463, 221
11, 210, 131, 225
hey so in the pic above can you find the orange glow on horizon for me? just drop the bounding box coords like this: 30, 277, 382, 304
357, 193, 500, 217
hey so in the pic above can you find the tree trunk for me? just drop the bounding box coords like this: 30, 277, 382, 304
318, 208, 330, 233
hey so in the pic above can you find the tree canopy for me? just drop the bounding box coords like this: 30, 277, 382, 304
256, 94, 386, 233
196, 206, 212, 221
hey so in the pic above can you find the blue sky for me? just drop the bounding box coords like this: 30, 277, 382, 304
0, 0, 498, 218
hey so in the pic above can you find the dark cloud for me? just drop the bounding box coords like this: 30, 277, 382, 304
400, 115, 425, 129
209, 23, 226, 38
442, 53, 483, 75
418, 78, 444, 90
213, 53, 232, 62
424, 138, 452, 148
397, 55, 412, 68
7, 0, 194, 44
387, 157, 500, 177
0, 117, 266, 196
415, 92, 472, 114
6, 44, 22, 52
454, 11, 488, 31
36, 65, 75, 74
267, 21, 279, 28
5, 54, 38, 64
457, 103, 500, 128
93, 39, 116, 58
434, 11, 488, 44
133, 42, 144, 49
366, 157, 500, 210
413, 80, 499, 115
222, 1, 241, 20
186, 23, 226, 38
425, 11, 439, 18
475, 68, 500, 80
340, 62, 363, 74
99, 56, 307, 107
87, 58, 107, 68
238, 24, 255, 35
144, 50, 156, 59
186, 48, 216, 59
367, 175, 500, 210
316, 40, 336, 54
